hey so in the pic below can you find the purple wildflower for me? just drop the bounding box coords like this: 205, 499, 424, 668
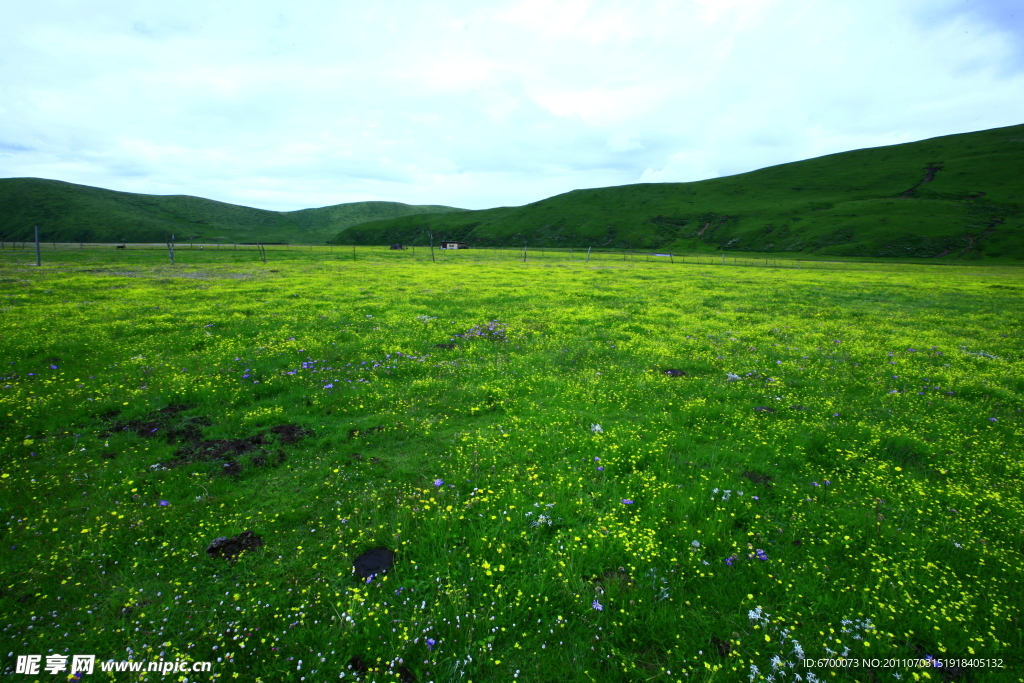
426, 638, 436, 651
592, 599, 603, 611
323, 383, 334, 389
434, 479, 444, 487
159, 500, 169, 506
621, 499, 634, 505
597, 466, 604, 471
49, 364, 58, 370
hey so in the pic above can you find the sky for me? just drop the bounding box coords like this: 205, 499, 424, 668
1, 0, 1022, 212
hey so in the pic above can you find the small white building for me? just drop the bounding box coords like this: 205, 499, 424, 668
440, 241, 468, 249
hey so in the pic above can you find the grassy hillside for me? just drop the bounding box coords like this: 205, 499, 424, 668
330, 123, 1024, 260
0, 177, 467, 244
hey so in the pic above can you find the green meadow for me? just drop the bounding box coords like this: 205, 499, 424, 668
1, 246, 1022, 682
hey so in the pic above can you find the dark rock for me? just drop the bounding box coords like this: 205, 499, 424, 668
206, 530, 264, 560
662, 369, 687, 377
353, 547, 396, 579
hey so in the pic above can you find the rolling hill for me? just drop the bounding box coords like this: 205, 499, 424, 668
0, 178, 467, 244
328, 123, 1024, 260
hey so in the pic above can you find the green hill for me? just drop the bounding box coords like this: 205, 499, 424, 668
0, 178, 467, 244
328, 123, 1024, 260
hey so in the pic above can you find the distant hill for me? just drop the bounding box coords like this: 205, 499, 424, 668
328, 123, 1024, 260
0, 178, 467, 244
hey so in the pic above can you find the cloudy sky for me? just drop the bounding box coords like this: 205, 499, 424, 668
2, 0, 1022, 211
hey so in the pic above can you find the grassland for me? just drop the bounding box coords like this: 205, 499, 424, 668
1, 246, 1022, 682
331, 123, 1024, 261
0, 177, 467, 245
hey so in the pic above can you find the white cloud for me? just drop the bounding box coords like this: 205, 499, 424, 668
0, 0, 1021, 211
639, 150, 720, 184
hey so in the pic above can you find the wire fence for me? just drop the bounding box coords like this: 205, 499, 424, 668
0, 240, 996, 271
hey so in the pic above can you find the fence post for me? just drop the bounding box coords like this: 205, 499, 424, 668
34, 226, 41, 266
586, 246, 591, 263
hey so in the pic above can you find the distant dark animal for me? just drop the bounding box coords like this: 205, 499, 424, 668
116, 245, 126, 250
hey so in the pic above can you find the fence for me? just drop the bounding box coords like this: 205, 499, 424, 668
0, 241, 982, 271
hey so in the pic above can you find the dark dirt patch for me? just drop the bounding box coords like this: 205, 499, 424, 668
173, 435, 266, 463
353, 547, 396, 579
433, 343, 457, 350
102, 406, 311, 475
742, 471, 773, 486
101, 404, 210, 442
269, 424, 313, 444
206, 530, 264, 560
711, 636, 731, 657
753, 406, 777, 413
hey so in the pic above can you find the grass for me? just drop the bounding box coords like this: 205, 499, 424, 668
331, 122, 1024, 261
0, 178, 466, 245
1, 246, 1022, 682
